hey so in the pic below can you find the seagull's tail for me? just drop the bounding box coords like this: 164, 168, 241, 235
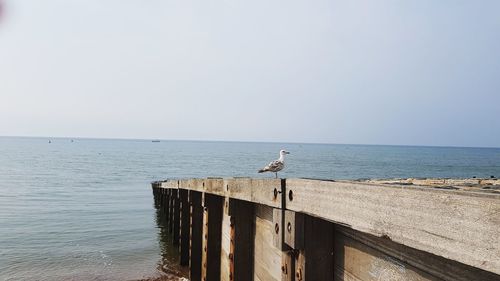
258, 169, 266, 173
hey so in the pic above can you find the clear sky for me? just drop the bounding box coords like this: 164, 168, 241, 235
0, 0, 499, 147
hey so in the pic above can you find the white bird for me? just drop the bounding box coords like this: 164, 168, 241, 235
258, 150, 290, 178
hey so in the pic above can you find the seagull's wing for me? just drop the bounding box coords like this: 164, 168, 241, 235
262, 160, 284, 172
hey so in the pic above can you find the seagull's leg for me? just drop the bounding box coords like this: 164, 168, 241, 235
275, 172, 278, 179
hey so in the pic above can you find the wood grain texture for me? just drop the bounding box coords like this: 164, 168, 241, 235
286, 179, 500, 274
220, 197, 231, 281
166, 178, 282, 208
254, 205, 283, 281
272, 208, 283, 250
281, 249, 295, 281
284, 210, 304, 250
226, 178, 282, 208
336, 226, 500, 281
334, 230, 437, 281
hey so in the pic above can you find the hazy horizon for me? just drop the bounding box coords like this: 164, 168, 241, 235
2, 134, 500, 149
1, 0, 499, 147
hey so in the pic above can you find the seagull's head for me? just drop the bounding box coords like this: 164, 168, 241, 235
280, 149, 290, 156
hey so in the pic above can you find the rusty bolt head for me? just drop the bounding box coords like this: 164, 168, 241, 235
296, 268, 303, 281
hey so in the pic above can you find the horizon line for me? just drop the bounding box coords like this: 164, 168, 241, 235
1, 134, 499, 150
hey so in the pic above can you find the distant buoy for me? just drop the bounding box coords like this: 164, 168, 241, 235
48, 140, 51, 144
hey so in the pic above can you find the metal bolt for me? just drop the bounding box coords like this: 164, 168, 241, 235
288, 190, 293, 201
275, 223, 280, 234
287, 222, 292, 233
296, 268, 302, 281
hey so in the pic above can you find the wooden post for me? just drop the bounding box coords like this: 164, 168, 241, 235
180, 189, 190, 266
190, 191, 203, 281
173, 189, 180, 246
228, 199, 255, 281
202, 193, 223, 281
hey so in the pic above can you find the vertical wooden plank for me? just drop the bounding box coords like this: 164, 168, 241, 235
295, 215, 334, 281
201, 202, 209, 281
272, 209, 283, 249
282, 249, 295, 281
163, 189, 170, 221
229, 199, 255, 281
254, 205, 283, 281
180, 189, 190, 266
190, 191, 203, 281
205, 193, 224, 281
169, 189, 175, 233
220, 198, 231, 281
284, 210, 304, 250
173, 189, 180, 245
295, 250, 305, 281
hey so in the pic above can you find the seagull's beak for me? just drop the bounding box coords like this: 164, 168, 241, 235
285, 151, 290, 154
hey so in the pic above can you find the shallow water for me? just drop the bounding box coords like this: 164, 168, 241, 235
0, 137, 499, 280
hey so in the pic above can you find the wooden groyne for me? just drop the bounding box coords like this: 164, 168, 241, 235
151, 178, 500, 281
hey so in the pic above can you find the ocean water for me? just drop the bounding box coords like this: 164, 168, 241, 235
0, 136, 499, 281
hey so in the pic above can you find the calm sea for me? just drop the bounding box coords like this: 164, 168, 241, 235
1, 136, 499, 281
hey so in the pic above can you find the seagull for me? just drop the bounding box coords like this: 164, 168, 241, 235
258, 150, 290, 178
